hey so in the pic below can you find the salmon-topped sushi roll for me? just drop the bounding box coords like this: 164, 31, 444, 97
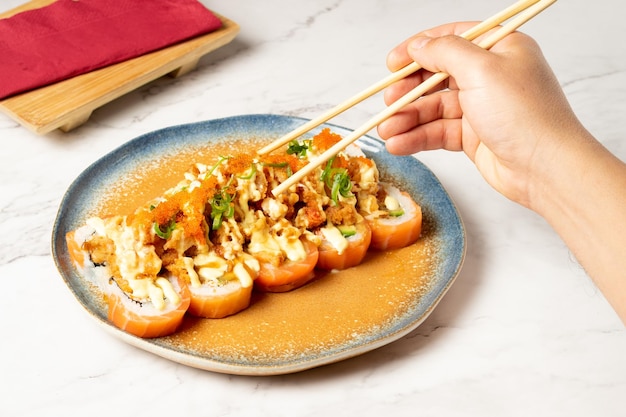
107, 275, 191, 338
168, 252, 258, 319
364, 183, 422, 250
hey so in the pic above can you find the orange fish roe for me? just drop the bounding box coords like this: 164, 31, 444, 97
312, 127, 342, 152
130, 175, 219, 244
224, 152, 256, 176
182, 178, 217, 243
331, 154, 348, 169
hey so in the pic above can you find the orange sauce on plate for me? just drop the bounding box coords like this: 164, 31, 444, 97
93, 139, 438, 364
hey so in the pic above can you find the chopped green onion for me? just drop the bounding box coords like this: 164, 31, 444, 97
209, 188, 235, 230
330, 169, 352, 202
154, 220, 176, 239
237, 163, 257, 179
321, 158, 352, 204
262, 162, 288, 168
286, 140, 309, 158
205, 155, 230, 179
262, 161, 292, 177
320, 157, 335, 185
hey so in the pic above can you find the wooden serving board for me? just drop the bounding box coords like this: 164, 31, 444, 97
0, 0, 239, 134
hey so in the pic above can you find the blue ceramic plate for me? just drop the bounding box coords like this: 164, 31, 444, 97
52, 114, 465, 375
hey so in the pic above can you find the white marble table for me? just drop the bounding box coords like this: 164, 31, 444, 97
2, 1, 625, 416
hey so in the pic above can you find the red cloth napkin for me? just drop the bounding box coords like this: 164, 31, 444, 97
0, 0, 222, 99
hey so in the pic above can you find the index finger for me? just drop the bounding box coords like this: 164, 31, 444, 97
386, 21, 483, 71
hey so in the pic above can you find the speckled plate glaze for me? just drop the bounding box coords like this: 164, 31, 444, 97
52, 114, 465, 375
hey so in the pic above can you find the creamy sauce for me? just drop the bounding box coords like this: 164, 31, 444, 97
320, 223, 348, 254
93, 138, 438, 363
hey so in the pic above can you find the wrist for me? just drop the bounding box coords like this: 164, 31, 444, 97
528, 131, 626, 322
526, 128, 602, 218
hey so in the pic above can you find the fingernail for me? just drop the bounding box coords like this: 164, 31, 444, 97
408, 36, 432, 51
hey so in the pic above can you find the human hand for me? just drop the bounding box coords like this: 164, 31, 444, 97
377, 22, 587, 209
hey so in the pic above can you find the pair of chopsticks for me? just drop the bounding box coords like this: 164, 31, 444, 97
263, 0, 558, 196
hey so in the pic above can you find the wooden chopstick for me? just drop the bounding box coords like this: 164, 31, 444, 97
257, 0, 543, 156
270, 0, 557, 197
